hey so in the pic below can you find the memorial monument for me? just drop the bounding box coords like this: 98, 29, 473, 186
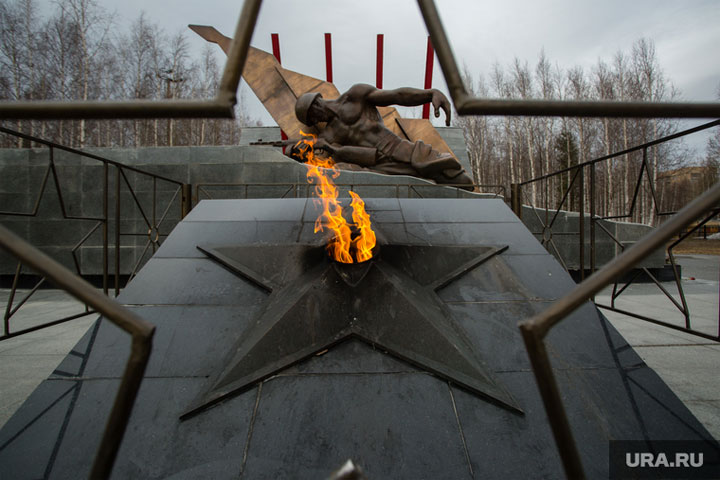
190, 25, 472, 188
0, 24, 716, 480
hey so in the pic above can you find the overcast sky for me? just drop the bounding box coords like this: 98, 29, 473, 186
40, 1, 720, 149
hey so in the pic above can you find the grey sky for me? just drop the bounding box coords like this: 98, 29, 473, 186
40, 1, 720, 149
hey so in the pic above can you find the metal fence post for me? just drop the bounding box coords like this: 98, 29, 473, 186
181, 184, 193, 218
511, 183, 522, 219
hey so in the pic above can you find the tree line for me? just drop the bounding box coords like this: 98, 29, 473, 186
456, 40, 719, 224
2, 1, 718, 223
0, 0, 252, 149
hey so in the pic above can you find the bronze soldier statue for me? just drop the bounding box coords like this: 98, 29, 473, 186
188, 25, 473, 189
289, 84, 473, 188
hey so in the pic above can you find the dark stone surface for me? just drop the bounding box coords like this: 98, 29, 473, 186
0, 198, 713, 479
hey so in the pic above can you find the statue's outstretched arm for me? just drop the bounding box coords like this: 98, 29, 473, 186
366, 87, 451, 126
188, 25, 233, 54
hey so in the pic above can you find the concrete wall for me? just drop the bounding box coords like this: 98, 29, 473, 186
520, 204, 665, 270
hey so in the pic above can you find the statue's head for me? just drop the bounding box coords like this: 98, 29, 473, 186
295, 92, 323, 125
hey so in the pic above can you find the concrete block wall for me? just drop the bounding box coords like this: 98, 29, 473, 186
521, 204, 665, 270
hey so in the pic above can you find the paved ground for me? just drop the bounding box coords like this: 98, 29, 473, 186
596, 254, 720, 440
0, 255, 718, 439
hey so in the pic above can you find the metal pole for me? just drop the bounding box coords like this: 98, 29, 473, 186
590, 165, 596, 279
181, 184, 192, 218
422, 35, 434, 120
115, 168, 121, 296
578, 168, 585, 281
325, 33, 333, 83
376, 34, 384, 89
103, 163, 109, 295
511, 184, 522, 219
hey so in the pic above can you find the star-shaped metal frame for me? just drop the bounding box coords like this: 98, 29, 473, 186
181, 241, 522, 419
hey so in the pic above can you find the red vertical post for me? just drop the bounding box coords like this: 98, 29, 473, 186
271, 33, 288, 150
271, 33, 281, 64
376, 34, 384, 89
422, 35, 434, 120
324, 33, 333, 83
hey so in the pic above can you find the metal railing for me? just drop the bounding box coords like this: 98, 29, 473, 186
511, 119, 720, 342
1, 127, 190, 341
0, 223, 155, 479
519, 182, 720, 479
194, 181, 506, 203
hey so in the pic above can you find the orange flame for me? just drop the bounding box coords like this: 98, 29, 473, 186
349, 191, 376, 263
296, 132, 376, 263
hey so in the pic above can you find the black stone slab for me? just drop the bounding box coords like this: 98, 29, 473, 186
0, 380, 78, 480
398, 198, 515, 223
241, 373, 472, 479
154, 221, 303, 258
404, 221, 547, 254
82, 305, 262, 378
1, 197, 714, 480
48, 378, 257, 479
184, 198, 307, 222
118, 257, 267, 306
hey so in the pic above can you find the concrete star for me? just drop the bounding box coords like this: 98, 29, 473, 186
182, 242, 522, 419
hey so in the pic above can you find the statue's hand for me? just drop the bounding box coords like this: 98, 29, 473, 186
431, 89, 451, 126
314, 138, 337, 155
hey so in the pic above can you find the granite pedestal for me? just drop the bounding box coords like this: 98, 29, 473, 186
0, 198, 714, 479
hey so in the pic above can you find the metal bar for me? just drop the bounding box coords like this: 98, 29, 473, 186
519, 120, 720, 186
271, 33, 281, 64
325, 33, 333, 83
456, 97, 720, 119
376, 34, 384, 89
103, 164, 109, 295
1, 310, 96, 341
422, 35, 434, 119
548, 168, 579, 230
3, 262, 22, 335
519, 326, 586, 479
578, 167, 585, 280
115, 167, 121, 296
612, 269, 642, 301
30, 161, 53, 216
156, 187, 181, 230
0, 99, 233, 120
217, 0, 262, 106
6, 277, 46, 319
152, 178, 157, 253
49, 148, 71, 218
595, 304, 718, 342
0, 127, 184, 185
518, 182, 720, 479
119, 168, 152, 229
590, 165, 596, 276
628, 151, 646, 220
415, 0, 468, 103
511, 184, 522, 218
0, 224, 155, 480
181, 184, 192, 218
